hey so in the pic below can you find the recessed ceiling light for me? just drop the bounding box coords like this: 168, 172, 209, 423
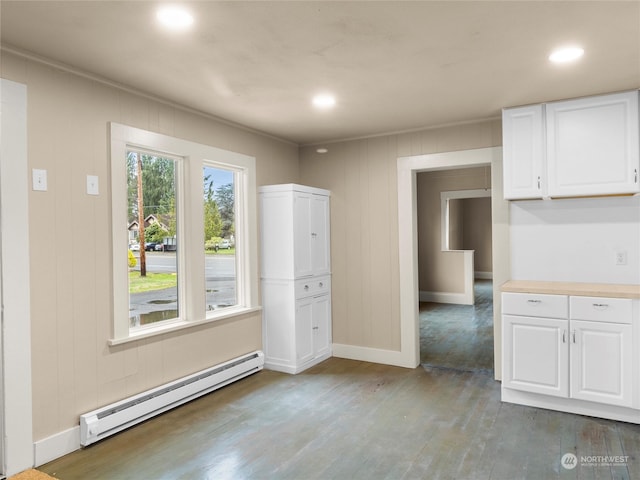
157, 6, 194, 30
316, 148, 329, 154
312, 94, 336, 109
549, 46, 584, 64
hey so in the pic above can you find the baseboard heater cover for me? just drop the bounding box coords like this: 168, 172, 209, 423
80, 350, 264, 446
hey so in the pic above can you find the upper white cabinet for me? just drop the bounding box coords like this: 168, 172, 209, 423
547, 91, 639, 197
502, 104, 546, 199
502, 90, 640, 200
260, 184, 331, 279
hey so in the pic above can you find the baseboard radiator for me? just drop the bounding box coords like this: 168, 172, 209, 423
80, 350, 264, 446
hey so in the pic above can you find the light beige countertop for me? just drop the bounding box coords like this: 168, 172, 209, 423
501, 280, 640, 299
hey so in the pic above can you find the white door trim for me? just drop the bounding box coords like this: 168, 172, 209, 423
397, 147, 502, 369
1, 78, 34, 476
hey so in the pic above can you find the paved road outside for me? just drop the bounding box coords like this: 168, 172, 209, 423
129, 252, 237, 325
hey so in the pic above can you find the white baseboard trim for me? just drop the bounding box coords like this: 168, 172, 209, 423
34, 426, 80, 467
419, 291, 473, 305
475, 271, 493, 280
332, 343, 413, 368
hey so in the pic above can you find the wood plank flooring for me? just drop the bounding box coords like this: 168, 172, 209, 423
40, 280, 639, 479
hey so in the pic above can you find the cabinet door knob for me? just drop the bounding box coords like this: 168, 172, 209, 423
562, 330, 566, 343
592, 303, 609, 309
527, 299, 542, 304
304, 285, 309, 291
313, 326, 319, 330
537, 175, 541, 190
572, 330, 576, 344
319, 282, 324, 287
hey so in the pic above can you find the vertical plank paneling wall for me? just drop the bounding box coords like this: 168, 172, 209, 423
299, 121, 503, 356
1, 50, 299, 444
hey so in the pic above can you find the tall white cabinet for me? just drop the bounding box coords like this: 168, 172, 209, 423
259, 184, 332, 374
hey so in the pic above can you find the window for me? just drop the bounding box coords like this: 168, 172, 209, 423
110, 123, 259, 344
127, 150, 180, 327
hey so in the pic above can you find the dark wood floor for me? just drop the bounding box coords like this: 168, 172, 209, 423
40, 281, 639, 479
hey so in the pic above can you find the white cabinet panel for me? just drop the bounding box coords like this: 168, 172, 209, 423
295, 298, 315, 365
503, 315, 569, 397
502, 104, 545, 199
503, 292, 568, 319
546, 91, 639, 197
310, 193, 331, 275
570, 320, 633, 407
312, 295, 331, 358
570, 296, 632, 324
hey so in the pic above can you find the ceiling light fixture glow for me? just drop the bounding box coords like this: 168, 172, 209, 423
549, 46, 584, 64
312, 94, 336, 109
157, 6, 194, 30
316, 148, 329, 154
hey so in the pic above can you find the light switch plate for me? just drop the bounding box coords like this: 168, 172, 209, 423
32, 169, 48, 191
87, 175, 99, 195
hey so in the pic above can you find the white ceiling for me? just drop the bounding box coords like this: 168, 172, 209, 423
1, 1, 639, 145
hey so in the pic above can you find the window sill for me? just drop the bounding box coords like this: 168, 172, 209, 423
108, 305, 263, 347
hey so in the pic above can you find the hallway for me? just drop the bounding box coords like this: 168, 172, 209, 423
420, 279, 494, 374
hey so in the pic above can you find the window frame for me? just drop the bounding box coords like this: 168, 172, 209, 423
109, 123, 260, 345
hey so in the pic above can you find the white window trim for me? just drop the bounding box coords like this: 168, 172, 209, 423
109, 123, 260, 345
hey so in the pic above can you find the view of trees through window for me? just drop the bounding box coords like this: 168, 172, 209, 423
203, 165, 237, 313
127, 150, 237, 327
127, 151, 179, 327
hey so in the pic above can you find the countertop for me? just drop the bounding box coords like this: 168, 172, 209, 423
501, 280, 640, 299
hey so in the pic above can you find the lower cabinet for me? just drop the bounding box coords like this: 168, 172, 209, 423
502, 292, 637, 420
570, 319, 632, 407
503, 315, 569, 397
262, 276, 332, 374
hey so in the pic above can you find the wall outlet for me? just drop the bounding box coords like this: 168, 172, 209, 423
615, 250, 628, 266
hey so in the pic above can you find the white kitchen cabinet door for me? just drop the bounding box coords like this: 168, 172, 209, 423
546, 91, 640, 197
295, 298, 315, 365
312, 294, 331, 358
503, 315, 569, 397
570, 320, 633, 407
293, 192, 314, 278
310, 194, 331, 276
502, 104, 545, 199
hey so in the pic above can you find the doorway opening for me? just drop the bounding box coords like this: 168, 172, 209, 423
416, 169, 494, 373
396, 146, 505, 378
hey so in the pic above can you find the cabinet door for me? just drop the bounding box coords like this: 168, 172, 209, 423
310, 194, 331, 275
502, 104, 545, 199
312, 294, 331, 358
295, 298, 314, 364
503, 315, 569, 397
293, 192, 314, 278
546, 91, 640, 197
570, 320, 633, 407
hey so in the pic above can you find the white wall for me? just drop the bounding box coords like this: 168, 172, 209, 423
510, 196, 640, 284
